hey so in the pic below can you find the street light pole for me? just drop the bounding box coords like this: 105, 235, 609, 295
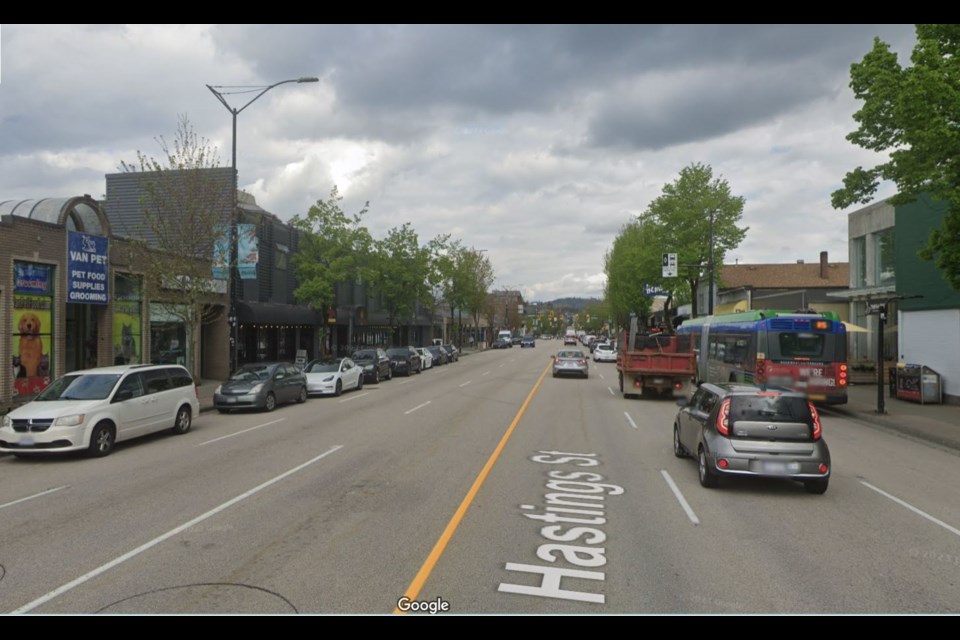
206, 77, 318, 373
708, 208, 715, 316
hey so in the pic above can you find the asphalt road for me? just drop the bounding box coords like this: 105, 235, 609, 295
1, 345, 959, 614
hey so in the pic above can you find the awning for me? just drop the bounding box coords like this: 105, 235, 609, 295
237, 302, 319, 326
842, 321, 871, 333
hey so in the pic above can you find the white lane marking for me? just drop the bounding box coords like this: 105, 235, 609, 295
0, 485, 69, 511
482, 371, 491, 376
608, 387, 615, 396
404, 401, 432, 415
598, 373, 605, 380
339, 391, 370, 403
197, 419, 286, 446
661, 470, 701, 525
459, 380, 473, 388
398, 379, 414, 385
860, 480, 960, 538
11, 445, 344, 614
499, 364, 505, 368
624, 412, 638, 430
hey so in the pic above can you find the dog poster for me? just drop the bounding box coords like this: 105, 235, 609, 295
113, 303, 141, 365
12, 298, 53, 397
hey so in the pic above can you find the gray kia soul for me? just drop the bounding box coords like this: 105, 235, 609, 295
673, 383, 831, 494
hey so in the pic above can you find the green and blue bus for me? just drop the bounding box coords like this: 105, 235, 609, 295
677, 309, 848, 405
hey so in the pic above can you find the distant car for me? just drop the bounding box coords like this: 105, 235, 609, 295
673, 383, 831, 494
520, 335, 536, 348
491, 339, 511, 349
511, 336, 522, 345
1, 364, 198, 458
303, 358, 363, 396
352, 348, 393, 383
553, 349, 589, 379
416, 347, 433, 370
593, 343, 617, 362
563, 335, 577, 346
387, 346, 422, 376
215, 362, 307, 413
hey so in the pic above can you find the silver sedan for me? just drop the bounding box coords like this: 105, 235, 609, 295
552, 349, 589, 379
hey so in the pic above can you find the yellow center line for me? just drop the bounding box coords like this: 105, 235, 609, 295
393, 359, 553, 614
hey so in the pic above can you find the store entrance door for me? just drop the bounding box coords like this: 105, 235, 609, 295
65, 304, 97, 373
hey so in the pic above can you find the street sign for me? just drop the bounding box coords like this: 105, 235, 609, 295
644, 284, 666, 296
662, 253, 677, 278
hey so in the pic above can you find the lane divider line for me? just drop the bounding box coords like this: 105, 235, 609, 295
11, 445, 344, 614
860, 480, 960, 538
339, 391, 371, 403
661, 470, 700, 525
0, 485, 70, 511
197, 419, 286, 446
394, 360, 553, 613
624, 412, 638, 430
404, 401, 432, 415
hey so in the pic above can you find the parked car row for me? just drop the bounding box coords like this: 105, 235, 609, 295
0, 344, 465, 459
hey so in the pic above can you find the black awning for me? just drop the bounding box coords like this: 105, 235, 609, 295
237, 302, 319, 326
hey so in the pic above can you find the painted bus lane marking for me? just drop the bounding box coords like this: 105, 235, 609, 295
497, 451, 625, 605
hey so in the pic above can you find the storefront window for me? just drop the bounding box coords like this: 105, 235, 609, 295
150, 304, 189, 366
12, 262, 55, 398
113, 274, 142, 365
875, 229, 895, 286
852, 236, 867, 288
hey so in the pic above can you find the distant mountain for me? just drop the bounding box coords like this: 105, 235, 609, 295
541, 297, 601, 312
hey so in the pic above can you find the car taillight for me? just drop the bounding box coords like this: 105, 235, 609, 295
755, 358, 765, 384
716, 398, 731, 436
579, 359, 587, 365
808, 401, 821, 441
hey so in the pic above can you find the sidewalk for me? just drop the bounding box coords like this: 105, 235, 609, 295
824, 383, 960, 451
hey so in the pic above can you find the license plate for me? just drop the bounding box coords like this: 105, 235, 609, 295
652, 378, 664, 384
762, 461, 801, 474
225, 397, 237, 404
21, 434, 35, 446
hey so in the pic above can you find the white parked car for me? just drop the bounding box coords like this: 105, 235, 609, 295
1, 364, 199, 458
593, 342, 617, 362
303, 358, 363, 397
416, 347, 433, 370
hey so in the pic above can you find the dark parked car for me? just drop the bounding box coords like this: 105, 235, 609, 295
352, 348, 393, 383
386, 346, 422, 376
441, 344, 459, 362
214, 362, 307, 413
491, 339, 511, 349
520, 335, 536, 348
673, 383, 831, 494
426, 345, 448, 365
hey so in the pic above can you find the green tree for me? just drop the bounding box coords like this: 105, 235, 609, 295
645, 163, 747, 318
291, 186, 373, 353
832, 25, 960, 289
119, 115, 232, 381
370, 222, 431, 343
604, 219, 658, 328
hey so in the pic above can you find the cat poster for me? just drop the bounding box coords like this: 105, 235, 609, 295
113, 306, 141, 365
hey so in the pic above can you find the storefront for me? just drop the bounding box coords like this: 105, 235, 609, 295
12, 261, 55, 399
113, 273, 143, 365
237, 302, 319, 365
150, 303, 190, 367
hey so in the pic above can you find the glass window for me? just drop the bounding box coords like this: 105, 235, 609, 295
169, 367, 194, 388
852, 236, 867, 288
142, 369, 172, 394
875, 229, 895, 286
115, 374, 146, 400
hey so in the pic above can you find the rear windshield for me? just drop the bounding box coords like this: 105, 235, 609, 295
767, 332, 845, 361
557, 351, 583, 359
729, 395, 811, 423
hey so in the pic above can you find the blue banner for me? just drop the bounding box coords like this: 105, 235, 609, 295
67, 231, 109, 304
14, 262, 53, 294
212, 224, 230, 280
237, 223, 259, 280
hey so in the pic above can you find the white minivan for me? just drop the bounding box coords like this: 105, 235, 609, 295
1, 364, 199, 458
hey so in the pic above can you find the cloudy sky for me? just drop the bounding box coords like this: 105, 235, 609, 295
0, 24, 918, 301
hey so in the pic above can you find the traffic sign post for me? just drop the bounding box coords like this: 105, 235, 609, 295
662, 253, 677, 278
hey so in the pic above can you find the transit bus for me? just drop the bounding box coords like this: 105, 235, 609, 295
676, 309, 848, 405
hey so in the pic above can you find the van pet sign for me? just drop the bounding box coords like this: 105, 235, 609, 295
67, 231, 109, 304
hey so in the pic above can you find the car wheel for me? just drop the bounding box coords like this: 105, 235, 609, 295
698, 447, 719, 488
673, 424, 686, 458
803, 478, 829, 495
357, 375, 364, 391
334, 380, 343, 397
264, 392, 276, 412
373, 369, 380, 384
618, 371, 624, 392
297, 386, 307, 403
88, 422, 116, 458
217, 408, 230, 414
387, 367, 393, 380
172, 406, 192, 435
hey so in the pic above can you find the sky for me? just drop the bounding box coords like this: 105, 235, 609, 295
0, 24, 919, 302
